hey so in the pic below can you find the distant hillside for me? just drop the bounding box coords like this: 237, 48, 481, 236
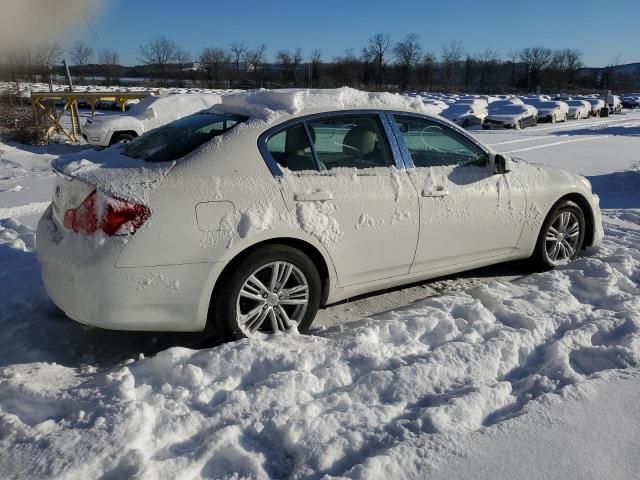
578, 62, 640, 89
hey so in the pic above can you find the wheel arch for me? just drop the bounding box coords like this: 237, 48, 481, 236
108, 130, 139, 145
546, 192, 595, 249
203, 236, 335, 328
561, 193, 595, 248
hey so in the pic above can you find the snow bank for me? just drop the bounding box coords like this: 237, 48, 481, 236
213, 87, 442, 120
1, 211, 639, 478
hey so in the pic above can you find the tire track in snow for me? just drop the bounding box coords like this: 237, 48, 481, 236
503, 136, 609, 154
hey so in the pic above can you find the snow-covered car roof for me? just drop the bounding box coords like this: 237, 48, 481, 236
128, 93, 221, 123
210, 87, 443, 123
441, 103, 488, 119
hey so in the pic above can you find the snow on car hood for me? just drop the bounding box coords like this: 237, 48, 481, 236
210, 87, 443, 121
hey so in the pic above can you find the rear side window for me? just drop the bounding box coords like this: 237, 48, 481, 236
122, 112, 247, 163
266, 124, 316, 171
265, 114, 395, 173
307, 115, 394, 170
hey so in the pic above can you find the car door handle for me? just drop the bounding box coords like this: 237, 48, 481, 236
294, 191, 333, 202
422, 186, 449, 197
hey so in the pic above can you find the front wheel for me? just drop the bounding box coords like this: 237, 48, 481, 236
109, 132, 135, 146
529, 200, 586, 270
210, 245, 322, 339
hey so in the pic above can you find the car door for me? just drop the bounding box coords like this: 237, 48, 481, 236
261, 111, 419, 287
389, 113, 526, 273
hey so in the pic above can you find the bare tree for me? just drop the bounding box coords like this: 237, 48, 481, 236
33, 42, 63, 82
564, 49, 583, 86
367, 33, 392, 87
507, 50, 519, 88
276, 47, 303, 85
175, 47, 191, 86
229, 42, 247, 73
68, 40, 94, 82
199, 48, 230, 88
309, 49, 322, 87
475, 48, 500, 92
360, 47, 375, 86
417, 51, 437, 89
243, 44, 267, 85
138, 36, 180, 86
331, 49, 360, 87
98, 48, 119, 85
441, 40, 464, 89
393, 33, 422, 91
519, 47, 553, 91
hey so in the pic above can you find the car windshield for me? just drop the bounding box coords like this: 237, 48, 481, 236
122, 112, 247, 163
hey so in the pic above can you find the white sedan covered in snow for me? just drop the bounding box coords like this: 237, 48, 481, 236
484, 103, 538, 129
565, 99, 591, 119
440, 103, 488, 128
37, 88, 603, 339
522, 98, 569, 123
82, 93, 221, 146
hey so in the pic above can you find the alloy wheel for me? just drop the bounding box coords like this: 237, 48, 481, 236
545, 211, 581, 264
236, 261, 310, 337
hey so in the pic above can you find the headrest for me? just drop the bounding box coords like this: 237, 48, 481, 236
343, 126, 376, 157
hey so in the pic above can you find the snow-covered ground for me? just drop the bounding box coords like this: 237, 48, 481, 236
0, 109, 639, 479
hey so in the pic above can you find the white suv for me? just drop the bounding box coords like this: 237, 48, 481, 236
37, 89, 603, 339
81, 93, 221, 146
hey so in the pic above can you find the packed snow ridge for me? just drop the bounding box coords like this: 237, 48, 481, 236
1, 210, 639, 479
212, 87, 442, 120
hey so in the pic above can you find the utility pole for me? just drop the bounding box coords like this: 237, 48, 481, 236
63, 59, 82, 137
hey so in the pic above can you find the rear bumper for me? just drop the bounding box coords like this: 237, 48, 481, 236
36, 207, 218, 332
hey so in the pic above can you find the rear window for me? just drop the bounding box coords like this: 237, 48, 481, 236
122, 112, 247, 163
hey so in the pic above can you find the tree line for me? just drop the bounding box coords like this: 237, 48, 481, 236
0, 34, 636, 93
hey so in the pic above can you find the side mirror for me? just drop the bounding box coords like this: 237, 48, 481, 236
494, 154, 513, 174
144, 108, 157, 120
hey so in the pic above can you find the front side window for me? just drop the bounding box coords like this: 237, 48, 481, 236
393, 115, 487, 168
122, 112, 247, 163
306, 115, 394, 170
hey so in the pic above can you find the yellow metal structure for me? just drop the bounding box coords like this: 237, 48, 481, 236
31, 90, 162, 143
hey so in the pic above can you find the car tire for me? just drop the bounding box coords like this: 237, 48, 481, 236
515, 120, 522, 130
529, 200, 586, 271
210, 245, 322, 340
109, 133, 136, 146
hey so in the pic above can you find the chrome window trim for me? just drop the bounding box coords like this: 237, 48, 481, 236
257, 110, 407, 176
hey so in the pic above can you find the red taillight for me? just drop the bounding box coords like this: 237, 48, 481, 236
63, 191, 150, 236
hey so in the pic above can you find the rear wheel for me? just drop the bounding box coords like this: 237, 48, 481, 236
109, 132, 135, 146
210, 245, 322, 339
529, 200, 585, 270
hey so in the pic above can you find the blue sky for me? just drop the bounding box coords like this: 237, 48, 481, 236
70, 0, 640, 67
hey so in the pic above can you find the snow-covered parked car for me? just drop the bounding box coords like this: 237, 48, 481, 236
604, 94, 622, 114
522, 98, 569, 123
37, 88, 603, 339
578, 97, 606, 116
484, 103, 538, 129
82, 93, 221, 146
564, 99, 591, 119
440, 103, 488, 127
